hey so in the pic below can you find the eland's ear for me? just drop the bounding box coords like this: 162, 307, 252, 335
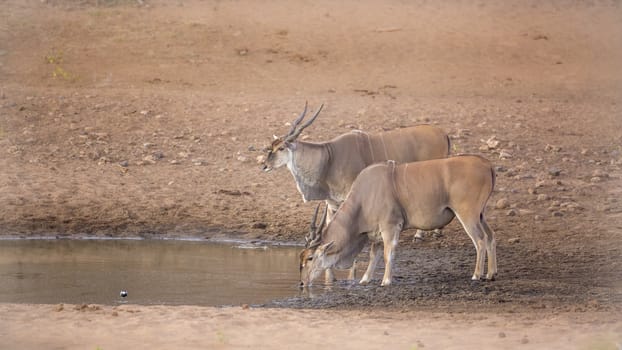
318, 241, 334, 254
284, 141, 296, 150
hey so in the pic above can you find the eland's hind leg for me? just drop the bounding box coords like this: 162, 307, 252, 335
481, 217, 497, 280
455, 213, 487, 280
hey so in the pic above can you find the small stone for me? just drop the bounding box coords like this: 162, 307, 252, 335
111, 311, 119, 317
545, 144, 561, 152
55, 304, 64, 312
498, 332, 506, 338
536, 194, 550, 201
252, 222, 267, 229
551, 211, 563, 217
590, 176, 602, 183
581, 149, 590, 156
237, 156, 248, 162
495, 198, 510, 209
241, 304, 250, 309
548, 168, 561, 177
506, 209, 517, 217
527, 187, 537, 195
170, 160, 180, 165
499, 150, 513, 159
485, 136, 500, 149
508, 237, 520, 244
592, 169, 609, 178
535, 180, 546, 188
119, 160, 129, 167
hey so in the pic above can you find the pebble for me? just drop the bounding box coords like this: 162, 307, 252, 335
506, 209, 517, 217
508, 237, 520, 244
545, 144, 562, 152
592, 169, 609, 178
551, 211, 564, 217
499, 150, 513, 159
590, 177, 602, 183
495, 198, 509, 209
485, 136, 500, 149
119, 160, 129, 167
536, 194, 550, 201
548, 168, 561, 176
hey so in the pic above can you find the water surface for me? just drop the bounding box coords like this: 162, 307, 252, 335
0, 239, 302, 306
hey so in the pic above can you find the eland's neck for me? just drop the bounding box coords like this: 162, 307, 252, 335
287, 141, 330, 202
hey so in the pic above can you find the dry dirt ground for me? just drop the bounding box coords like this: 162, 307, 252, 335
1, 0, 622, 348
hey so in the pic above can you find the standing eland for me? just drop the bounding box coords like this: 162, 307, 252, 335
299, 155, 497, 287
262, 103, 450, 282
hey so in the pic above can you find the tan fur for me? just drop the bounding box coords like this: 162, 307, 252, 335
300, 155, 497, 287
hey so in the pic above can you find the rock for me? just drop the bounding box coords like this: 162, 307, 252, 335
252, 222, 267, 229
508, 237, 520, 244
499, 150, 513, 159
506, 209, 517, 217
535, 180, 546, 188
590, 176, 602, 183
528, 187, 537, 195
495, 198, 510, 209
545, 144, 562, 152
536, 194, 550, 201
237, 155, 248, 162
192, 158, 208, 166
485, 136, 500, 149
55, 304, 64, 312
119, 160, 129, 167
548, 168, 561, 177
551, 211, 564, 217
592, 169, 609, 178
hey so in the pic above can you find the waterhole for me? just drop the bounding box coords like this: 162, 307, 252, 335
0, 239, 304, 306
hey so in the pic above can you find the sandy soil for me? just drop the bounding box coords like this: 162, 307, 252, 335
1, 304, 621, 350
1, 0, 621, 348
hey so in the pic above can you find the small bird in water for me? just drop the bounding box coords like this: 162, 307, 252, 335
120, 290, 128, 298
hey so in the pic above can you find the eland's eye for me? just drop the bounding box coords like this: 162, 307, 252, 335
307, 256, 313, 261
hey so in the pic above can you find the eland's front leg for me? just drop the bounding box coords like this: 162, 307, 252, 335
360, 242, 382, 285
380, 226, 401, 286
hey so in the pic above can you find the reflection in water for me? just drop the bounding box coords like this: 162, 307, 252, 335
0, 239, 302, 306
